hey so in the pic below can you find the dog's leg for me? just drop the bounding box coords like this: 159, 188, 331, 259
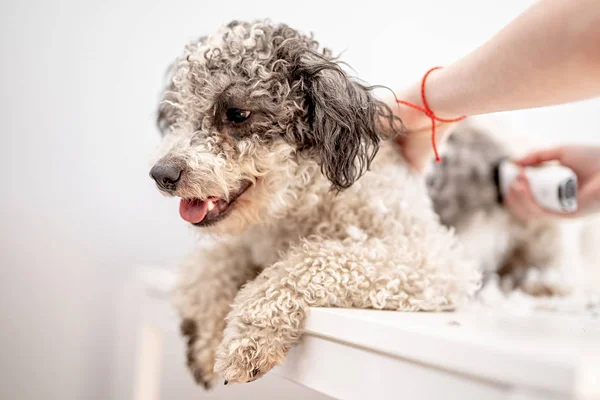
175, 240, 259, 389
511, 220, 584, 296
214, 235, 478, 383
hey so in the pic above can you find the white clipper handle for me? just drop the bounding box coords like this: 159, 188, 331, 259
497, 160, 578, 213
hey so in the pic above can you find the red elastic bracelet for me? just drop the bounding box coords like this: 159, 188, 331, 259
397, 67, 466, 162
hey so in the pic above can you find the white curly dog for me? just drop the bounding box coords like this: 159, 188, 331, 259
150, 20, 580, 387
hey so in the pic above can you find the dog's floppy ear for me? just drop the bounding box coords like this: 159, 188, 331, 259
282, 41, 401, 190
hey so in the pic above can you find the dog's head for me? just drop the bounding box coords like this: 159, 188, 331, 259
151, 20, 400, 233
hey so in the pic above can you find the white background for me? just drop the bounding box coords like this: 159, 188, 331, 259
1, 0, 598, 399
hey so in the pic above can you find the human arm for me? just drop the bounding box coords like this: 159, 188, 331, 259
392, 0, 600, 170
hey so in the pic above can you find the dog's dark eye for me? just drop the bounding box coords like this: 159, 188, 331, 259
226, 108, 251, 124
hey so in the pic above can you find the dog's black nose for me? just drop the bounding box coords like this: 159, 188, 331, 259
150, 162, 182, 191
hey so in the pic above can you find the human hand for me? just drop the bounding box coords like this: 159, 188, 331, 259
504, 145, 600, 221
388, 94, 460, 172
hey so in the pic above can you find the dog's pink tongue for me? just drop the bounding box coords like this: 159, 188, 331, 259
179, 199, 208, 224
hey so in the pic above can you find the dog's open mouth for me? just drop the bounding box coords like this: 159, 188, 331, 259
179, 181, 253, 227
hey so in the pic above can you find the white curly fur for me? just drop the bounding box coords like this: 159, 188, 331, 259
151, 20, 580, 388
171, 142, 481, 385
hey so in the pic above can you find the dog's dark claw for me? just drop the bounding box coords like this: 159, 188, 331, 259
251, 368, 259, 377
224, 380, 228, 385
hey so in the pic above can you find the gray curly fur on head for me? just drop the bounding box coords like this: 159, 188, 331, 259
158, 21, 400, 197
276, 37, 400, 189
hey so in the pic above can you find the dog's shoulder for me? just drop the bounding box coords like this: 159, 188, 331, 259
321, 142, 435, 234
240, 141, 433, 258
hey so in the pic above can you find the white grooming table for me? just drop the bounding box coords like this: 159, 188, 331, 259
120, 266, 600, 400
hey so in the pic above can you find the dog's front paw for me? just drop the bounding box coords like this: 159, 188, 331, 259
214, 323, 290, 384
180, 318, 221, 390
